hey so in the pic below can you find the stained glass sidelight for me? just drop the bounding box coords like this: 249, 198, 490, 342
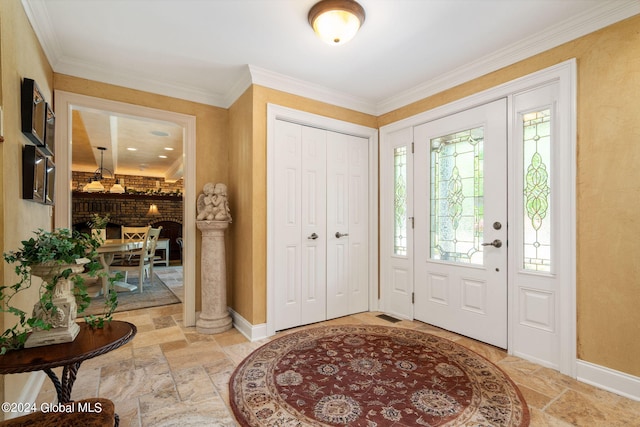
523, 110, 552, 272
394, 146, 407, 256
430, 127, 484, 265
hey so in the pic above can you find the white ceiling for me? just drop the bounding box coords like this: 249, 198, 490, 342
21, 0, 639, 178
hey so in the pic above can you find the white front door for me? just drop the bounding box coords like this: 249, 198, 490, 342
414, 98, 508, 348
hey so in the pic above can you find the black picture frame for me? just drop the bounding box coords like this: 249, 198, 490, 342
22, 145, 46, 203
45, 158, 55, 205
20, 78, 52, 155
44, 103, 55, 156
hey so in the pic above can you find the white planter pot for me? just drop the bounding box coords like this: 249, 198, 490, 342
25, 262, 85, 348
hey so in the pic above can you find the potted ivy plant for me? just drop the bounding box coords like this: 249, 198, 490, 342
87, 213, 110, 242
1, 228, 118, 353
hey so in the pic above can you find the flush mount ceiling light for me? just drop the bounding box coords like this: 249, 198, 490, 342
308, 0, 365, 45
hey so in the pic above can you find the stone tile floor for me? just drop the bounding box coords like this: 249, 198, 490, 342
35, 304, 640, 426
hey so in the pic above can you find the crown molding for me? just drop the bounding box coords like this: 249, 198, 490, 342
247, 65, 377, 115
376, 0, 640, 115
21, 0, 63, 69
55, 58, 228, 107
224, 66, 253, 107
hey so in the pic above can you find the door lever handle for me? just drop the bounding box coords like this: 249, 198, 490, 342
308, 233, 319, 240
481, 239, 502, 248
335, 232, 349, 238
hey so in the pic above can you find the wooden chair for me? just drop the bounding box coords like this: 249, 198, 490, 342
176, 237, 183, 264
144, 226, 163, 281
110, 227, 150, 292
113, 226, 150, 262
110, 227, 162, 293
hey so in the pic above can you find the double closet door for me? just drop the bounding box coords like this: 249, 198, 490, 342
273, 120, 369, 331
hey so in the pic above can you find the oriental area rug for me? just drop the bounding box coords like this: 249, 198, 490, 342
230, 325, 529, 427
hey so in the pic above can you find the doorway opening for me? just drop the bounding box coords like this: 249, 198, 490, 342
54, 91, 197, 326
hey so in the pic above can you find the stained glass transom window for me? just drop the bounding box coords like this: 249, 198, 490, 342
523, 110, 552, 272
430, 127, 484, 265
394, 146, 407, 256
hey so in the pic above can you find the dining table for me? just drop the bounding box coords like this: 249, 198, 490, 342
96, 239, 144, 294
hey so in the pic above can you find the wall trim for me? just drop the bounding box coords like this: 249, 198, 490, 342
230, 309, 267, 342
577, 360, 640, 402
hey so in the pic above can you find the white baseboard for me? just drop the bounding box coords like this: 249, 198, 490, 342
576, 359, 640, 401
229, 308, 268, 342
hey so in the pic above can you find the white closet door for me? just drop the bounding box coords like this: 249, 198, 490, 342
326, 131, 369, 319
300, 126, 328, 325
273, 120, 327, 330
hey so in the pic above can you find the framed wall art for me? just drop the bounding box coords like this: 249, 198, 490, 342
22, 145, 46, 203
45, 157, 55, 205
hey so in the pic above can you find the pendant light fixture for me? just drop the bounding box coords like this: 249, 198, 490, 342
308, 0, 366, 45
85, 146, 113, 192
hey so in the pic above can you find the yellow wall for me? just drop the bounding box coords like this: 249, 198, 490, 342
228, 88, 254, 320
0, 0, 55, 406
53, 75, 229, 310
379, 15, 640, 377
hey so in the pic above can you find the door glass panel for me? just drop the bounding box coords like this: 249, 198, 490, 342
523, 109, 552, 272
430, 127, 484, 265
394, 146, 407, 256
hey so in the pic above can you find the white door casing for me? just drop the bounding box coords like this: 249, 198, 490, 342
414, 98, 508, 349
379, 60, 576, 375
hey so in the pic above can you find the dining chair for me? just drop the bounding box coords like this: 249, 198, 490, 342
121, 225, 150, 240
176, 237, 183, 264
144, 226, 163, 282
110, 227, 154, 292
115, 226, 151, 262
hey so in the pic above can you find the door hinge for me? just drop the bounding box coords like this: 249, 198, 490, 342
411, 142, 414, 153
412, 292, 415, 304
409, 216, 414, 229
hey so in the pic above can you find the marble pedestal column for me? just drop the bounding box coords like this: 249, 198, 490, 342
196, 220, 232, 334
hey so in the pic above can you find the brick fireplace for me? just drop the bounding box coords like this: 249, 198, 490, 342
72, 192, 183, 261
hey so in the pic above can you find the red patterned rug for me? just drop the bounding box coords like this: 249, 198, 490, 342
230, 325, 529, 426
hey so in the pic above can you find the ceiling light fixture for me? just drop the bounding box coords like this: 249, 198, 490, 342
85, 146, 113, 192
308, 0, 365, 45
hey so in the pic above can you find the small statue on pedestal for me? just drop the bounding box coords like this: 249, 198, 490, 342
197, 182, 232, 222
195, 182, 233, 334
